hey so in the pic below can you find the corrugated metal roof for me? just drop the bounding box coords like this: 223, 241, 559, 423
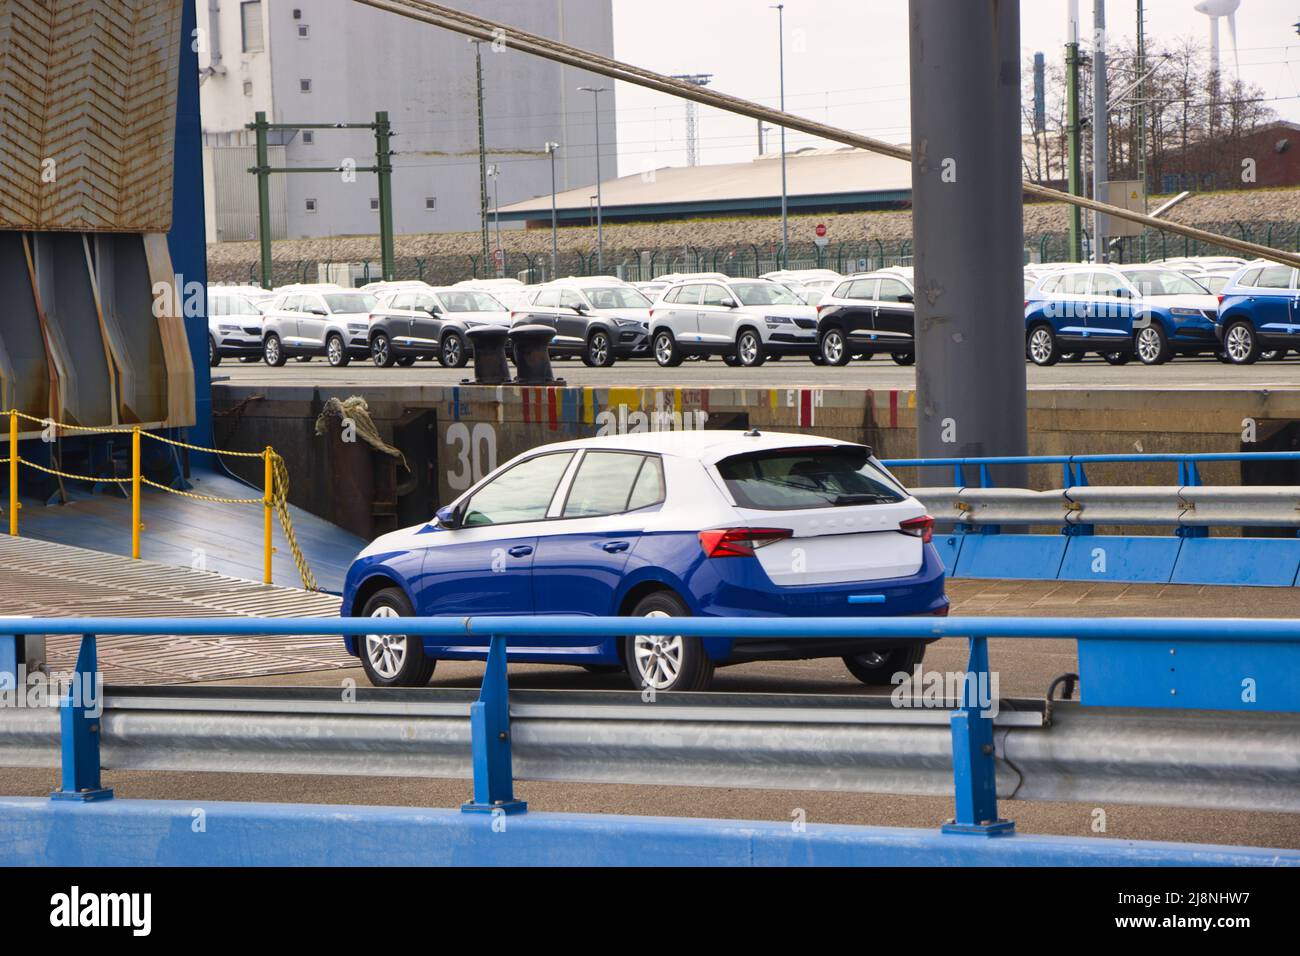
0, 0, 180, 231
499, 147, 912, 218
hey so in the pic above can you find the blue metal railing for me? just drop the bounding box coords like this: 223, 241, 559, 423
3, 614, 1298, 837
882, 451, 1300, 490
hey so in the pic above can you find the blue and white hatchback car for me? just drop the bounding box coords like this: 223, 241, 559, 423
341, 431, 947, 691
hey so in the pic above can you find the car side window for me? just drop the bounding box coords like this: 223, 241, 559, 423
563, 452, 660, 518
390, 293, 410, 310
1091, 272, 1127, 298
306, 296, 326, 313
460, 452, 576, 528
662, 286, 682, 304
830, 281, 850, 299
878, 279, 909, 303
848, 279, 876, 300
560, 290, 584, 310
1062, 273, 1091, 295
1039, 275, 1061, 295
536, 289, 560, 308
625, 456, 665, 511
677, 284, 703, 306
1257, 265, 1294, 290
1237, 268, 1262, 288
701, 284, 730, 306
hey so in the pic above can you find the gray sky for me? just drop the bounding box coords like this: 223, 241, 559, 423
609, 0, 1300, 176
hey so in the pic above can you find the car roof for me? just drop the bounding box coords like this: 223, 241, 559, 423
531, 429, 863, 463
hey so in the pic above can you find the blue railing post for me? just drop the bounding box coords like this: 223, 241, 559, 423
0, 634, 17, 691
461, 634, 527, 815
942, 636, 1013, 836
50, 634, 112, 802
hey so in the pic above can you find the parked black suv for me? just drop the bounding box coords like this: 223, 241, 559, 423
815, 269, 916, 366
512, 279, 652, 366
368, 287, 510, 368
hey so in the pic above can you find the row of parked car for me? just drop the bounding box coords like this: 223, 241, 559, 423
207, 255, 1300, 370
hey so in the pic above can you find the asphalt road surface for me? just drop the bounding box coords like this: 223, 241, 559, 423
213, 352, 1300, 390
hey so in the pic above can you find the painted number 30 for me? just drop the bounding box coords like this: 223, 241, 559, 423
446, 422, 497, 491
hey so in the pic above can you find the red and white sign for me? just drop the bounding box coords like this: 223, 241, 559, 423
814, 223, 827, 238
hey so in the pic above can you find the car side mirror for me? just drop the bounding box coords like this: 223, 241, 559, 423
573, 303, 588, 314
723, 299, 738, 308
898, 293, 914, 304
310, 308, 327, 316
424, 305, 441, 315
435, 505, 460, 529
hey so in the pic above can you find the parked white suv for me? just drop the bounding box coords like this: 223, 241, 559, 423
261, 285, 378, 367
207, 288, 267, 366
649, 277, 819, 367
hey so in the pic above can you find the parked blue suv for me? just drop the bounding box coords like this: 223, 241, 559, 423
1215, 261, 1300, 364
340, 431, 948, 692
1024, 265, 1220, 365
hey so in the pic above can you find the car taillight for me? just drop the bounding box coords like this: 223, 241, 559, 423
648, 308, 655, 318
510, 311, 517, 320
1024, 299, 1029, 308
931, 603, 950, 617
368, 313, 378, 323
698, 527, 792, 558
1217, 294, 1225, 305
899, 515, 934, 544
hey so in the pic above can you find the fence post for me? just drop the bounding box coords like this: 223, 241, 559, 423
942, 636, 1013, 836
8, 409, 16, 536
263, 448, 273, 585
50, 635, 112, 802
131, 427, 141, 559
461, 634, 527, 815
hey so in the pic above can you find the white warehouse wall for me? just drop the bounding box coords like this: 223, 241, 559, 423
200, 0, 616, 241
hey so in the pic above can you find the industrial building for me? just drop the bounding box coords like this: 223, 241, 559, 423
199, 0, 617, 242
496, 146, 913, 227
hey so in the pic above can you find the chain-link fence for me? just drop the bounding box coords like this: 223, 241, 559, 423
208, 221, 1300, 289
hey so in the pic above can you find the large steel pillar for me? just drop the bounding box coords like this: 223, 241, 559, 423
908, 0, 1028, 485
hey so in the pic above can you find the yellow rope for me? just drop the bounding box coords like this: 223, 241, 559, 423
16, 459, 127, 484
270, 451, 318, 591
139, 476, 263, 505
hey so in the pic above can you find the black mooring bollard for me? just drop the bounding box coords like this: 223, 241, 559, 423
465, 325, 512, 384
509, 324, 563, 385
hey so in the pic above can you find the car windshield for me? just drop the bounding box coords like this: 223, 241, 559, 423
728, 282, 802, 307
716, 446, 906, 511
436, 291, 505, 312
323, 293, 377, 313
1120, 270, 1206, 296
582, 287, 652, 309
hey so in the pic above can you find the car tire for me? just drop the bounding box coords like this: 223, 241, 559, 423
808, 352, 826, 366
240, 355, 261, 363
1262, 349, 1285, 361
1222, 321, 1260, 365
397, 355, 416, 366
722, 354, 742, 366
439, 332, 468, 368
653, 330, 683, 367
1062, 351, 1084, 362
1134, 323, 1172, 365
371, 333, 396, 368
326, 333, 350, 367
1026, 324, 1060, 366
622, 591, 713, 692
263, 334, 287, 367
890, 351, 915, 366
358, 587, 436, 688
820, 327, 851, 366
208, 335, 220, 367
1101, 351, 1132, 365
843, 643, 926, 686
736, 329, 765, 367
583, 329, 616, 367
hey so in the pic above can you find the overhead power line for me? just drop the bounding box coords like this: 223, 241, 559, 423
351, 0, 1300, 269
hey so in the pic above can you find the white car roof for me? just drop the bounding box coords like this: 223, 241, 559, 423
532, 429, 863, 464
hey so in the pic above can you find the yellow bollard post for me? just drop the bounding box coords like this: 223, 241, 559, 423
8, 410, 17, 536
131, 427, 141, 559
263, 447, 273, 585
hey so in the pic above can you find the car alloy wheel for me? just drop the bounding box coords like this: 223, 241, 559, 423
653, 331, 681, 367
364, 605, 407, 680
632, 611, 684, 690
586, 331, 610, 367
1225, 323, 1256, 364
372, 335, 391, 367
441, 334, 463, 368
737, 330, 763, 367
1028, 326, 1056, 365
264, 335, 284, 366
327, 334, 348, 367
821, 329, 847, 365
1135, 325, 1167, 365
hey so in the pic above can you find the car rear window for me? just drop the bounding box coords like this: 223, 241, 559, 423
716, 446, 906, 511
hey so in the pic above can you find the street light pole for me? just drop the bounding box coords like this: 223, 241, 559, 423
545, 142, 560, 279
772, 3, 788, 267
471, 39, 491, 272
579, 86, 608, 272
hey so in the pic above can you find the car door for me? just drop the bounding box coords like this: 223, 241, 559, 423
556, 289, 589, 347
697, 282, 735, 346
416, 451, 577, 638
527, 288, 561, 337
1084, 270, 1133, 342
410, 292, 443, 348
1252, 265, 1296, 338
670, 283, 704, 343
300, 293, 329, 349
839, 279, 878, 345
530, 452, 665, 646
1052, 271, 1092, 339
873, 277, 914, 344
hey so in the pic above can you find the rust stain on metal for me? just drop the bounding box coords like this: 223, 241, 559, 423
0, 0, 181, 231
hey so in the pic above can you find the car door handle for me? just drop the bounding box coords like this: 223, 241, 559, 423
507, 545, 533, 557
601, 540, 630, 553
